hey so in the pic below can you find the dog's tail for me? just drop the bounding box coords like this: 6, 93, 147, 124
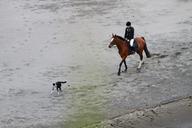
60, 81, 67, 84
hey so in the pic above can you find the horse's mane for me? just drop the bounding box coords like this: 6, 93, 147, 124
115, 35, 127, 42
114, 35, 130, 47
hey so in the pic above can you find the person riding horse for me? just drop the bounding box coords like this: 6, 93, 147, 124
124, 21, 136, 52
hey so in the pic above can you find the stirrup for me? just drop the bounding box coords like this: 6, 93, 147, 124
129, 50, 135, 54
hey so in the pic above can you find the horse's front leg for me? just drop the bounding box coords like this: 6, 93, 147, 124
118, 59, 124, 75
123, 60, 127, 72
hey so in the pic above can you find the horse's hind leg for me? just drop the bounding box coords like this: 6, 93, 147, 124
137, 54, 144, 70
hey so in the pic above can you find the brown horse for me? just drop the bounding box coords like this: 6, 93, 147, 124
108, 34, 151, 75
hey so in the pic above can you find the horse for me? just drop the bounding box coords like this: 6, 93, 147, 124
108, 34, 151, 75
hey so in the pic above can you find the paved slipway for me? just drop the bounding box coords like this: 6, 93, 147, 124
0, 0, 192, 128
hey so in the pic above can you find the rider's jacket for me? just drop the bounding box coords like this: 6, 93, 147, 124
124, 26, 134, 40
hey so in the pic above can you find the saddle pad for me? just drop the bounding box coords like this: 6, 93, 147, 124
130, 39, 134, 46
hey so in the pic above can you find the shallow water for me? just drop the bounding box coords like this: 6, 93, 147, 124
0, 0, 192, 127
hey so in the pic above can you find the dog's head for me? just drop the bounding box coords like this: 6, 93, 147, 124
52, 83, 56, 90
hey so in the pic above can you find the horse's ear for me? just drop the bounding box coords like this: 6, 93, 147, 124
112, 33, 114, 37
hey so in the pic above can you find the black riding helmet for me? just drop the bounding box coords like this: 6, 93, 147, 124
126, 21, 131, 26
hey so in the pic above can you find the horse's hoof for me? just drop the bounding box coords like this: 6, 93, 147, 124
123, 69, 127, 72
118, 72, 121, 76
137, 68, 141, 72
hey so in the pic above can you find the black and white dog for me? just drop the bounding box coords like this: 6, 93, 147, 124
51, 81, 68, 94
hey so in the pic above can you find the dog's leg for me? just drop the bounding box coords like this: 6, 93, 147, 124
59, 87, 62, 92
50, 86, 55, 94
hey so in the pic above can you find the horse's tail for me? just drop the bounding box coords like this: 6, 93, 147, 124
142, 37, 151, 58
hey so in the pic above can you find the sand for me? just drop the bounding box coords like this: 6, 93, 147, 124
0, 0, 192, 127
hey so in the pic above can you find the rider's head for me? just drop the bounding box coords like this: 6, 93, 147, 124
126, 21, 131, 26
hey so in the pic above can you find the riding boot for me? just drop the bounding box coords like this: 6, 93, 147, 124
132, 41, 138, 53
132, 46, 136, 52
129, 46, 135, 54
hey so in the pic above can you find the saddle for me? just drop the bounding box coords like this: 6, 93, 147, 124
126, 39, 138, 53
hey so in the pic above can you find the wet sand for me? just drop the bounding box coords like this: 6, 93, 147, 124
0, 0, 192, 128
98, 96, 192, 128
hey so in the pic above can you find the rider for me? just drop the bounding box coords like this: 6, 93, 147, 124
124, 21, 135, 52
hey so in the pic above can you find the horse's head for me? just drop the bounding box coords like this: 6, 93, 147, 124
108, 34, 116, 48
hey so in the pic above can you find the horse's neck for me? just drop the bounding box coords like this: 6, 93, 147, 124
115, 39, 125, 51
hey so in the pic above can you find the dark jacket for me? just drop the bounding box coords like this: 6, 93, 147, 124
124, 26, 134, 40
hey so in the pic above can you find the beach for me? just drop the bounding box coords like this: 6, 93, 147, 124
0, 0, 192, 127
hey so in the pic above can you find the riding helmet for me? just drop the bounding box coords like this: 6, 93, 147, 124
126, 21, 131, 26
